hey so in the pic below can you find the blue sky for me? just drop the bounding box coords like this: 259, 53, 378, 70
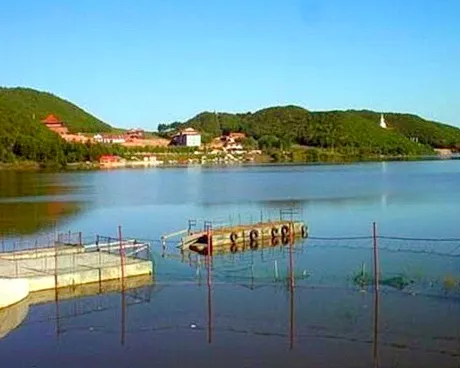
1, 0, 459, 129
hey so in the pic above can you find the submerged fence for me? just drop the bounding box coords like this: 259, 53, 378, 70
0, 227, 152, 289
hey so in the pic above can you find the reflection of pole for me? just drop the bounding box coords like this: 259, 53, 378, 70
206, 228, 213, 344
55, 233, 60, 338
250, 250, 254, 290
372, 222, 380, 367
121, 287, 126, 346
55, 291, 61, 338
373, 278, 380, 368
289, 237, 295, 350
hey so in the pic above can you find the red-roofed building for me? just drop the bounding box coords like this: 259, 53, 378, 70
99, 154, 125, 168
41, 114, 68, 135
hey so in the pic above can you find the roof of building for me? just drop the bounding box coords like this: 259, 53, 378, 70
99, 154, 121, 161
229, 132, 246, 138
41, 114, 62, 124
180, 127, 200, 135
95, 134, 125, 139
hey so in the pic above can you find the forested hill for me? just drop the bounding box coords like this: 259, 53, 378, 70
159, 106, 460, 154
0, 87, 111, 133
0, 87, 112, 163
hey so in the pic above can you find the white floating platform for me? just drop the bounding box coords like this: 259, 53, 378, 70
0, 243, 153, 295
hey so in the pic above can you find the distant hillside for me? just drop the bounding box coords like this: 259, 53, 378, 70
159, 105, 460, 155
0, 87, 111, 133
0, 87, 113, 164
350, 110, 460, 149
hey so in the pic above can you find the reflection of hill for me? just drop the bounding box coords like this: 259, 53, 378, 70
0, 171, 85, 237
0, 201, 82, 237
0, 171, 78, 199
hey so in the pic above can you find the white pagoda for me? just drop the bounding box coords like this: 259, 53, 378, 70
380, 114, 387, 129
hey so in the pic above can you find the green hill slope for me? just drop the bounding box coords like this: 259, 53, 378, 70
351, 110, 460, 150
0, 87, 111, 133
0, 87, 112, 164
162, 105, 460, 155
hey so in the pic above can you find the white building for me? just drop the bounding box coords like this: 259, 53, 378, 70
93, 134, 126, 144
380, 114, 387, 129
172, 128, 201, 147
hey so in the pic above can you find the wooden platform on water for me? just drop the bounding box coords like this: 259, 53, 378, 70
181, 220, 308, 251
189, 233, 303, 256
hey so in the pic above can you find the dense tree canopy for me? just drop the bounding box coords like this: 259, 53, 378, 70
159, 105, 460, 156
1, 87, 460, 166
0, 87, 113, 165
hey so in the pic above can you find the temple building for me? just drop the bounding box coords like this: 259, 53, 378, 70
41, 114, 68, 135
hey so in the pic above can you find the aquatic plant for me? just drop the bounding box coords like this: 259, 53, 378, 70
352, 263, 373, 289
351, 264, 415, 291
380, 275, 414, 290
442, 275, 460, 292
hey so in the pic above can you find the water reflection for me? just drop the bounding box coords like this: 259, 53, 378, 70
0, 275, 153, 341
0, 201, 82, 237
0, 171, 84, 236
1, 239, 459, 367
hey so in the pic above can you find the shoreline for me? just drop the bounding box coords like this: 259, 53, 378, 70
1, 153, 458, 172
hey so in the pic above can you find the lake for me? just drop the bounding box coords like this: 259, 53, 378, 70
0, 161, 459, 367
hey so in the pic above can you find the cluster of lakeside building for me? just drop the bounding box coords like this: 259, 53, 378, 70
42, 114, 262, 168
41, 114, 158, 146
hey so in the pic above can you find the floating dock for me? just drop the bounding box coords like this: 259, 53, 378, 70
176, 220, 308, 254
0, 236, 153, 310
189, 232, 302, 256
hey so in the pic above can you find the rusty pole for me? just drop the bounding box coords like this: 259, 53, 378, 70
372, 222, 379, 292
119, 226, 126, 291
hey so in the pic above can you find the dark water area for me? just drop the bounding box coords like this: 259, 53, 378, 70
0, 161, 459, 367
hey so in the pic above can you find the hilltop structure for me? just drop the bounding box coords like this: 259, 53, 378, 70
380, 114, 387, 129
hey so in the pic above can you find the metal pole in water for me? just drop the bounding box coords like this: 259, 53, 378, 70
119, 226, 126, 291
274, 260, 279, 281
372, 222, 379, 292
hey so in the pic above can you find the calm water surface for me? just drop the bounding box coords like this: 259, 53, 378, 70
0, 161, 459, 367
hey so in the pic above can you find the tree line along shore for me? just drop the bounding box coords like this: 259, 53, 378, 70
1, 87, 459, 170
